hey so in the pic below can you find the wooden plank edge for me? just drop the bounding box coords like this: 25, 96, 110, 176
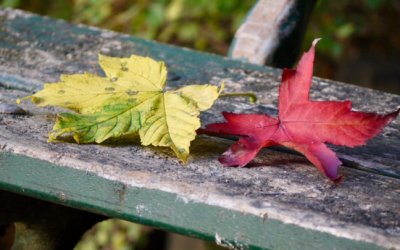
0, 148, 395, 249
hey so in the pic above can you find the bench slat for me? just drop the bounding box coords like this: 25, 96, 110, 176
1, 8, 399, 249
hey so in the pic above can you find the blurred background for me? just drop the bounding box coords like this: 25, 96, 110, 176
1, 0, 399, 94
1, 0, 399, 249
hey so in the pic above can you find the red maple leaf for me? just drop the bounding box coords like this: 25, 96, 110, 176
203, 40, 399, 182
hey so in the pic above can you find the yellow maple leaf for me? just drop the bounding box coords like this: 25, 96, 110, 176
21, 54, 222, 162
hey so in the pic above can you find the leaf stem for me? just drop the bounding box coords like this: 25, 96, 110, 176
219, 92, 257, 103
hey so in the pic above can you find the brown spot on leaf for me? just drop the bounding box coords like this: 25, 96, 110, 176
121, 62, 128, 71
126, 90, 138, 96
105, 87, 115, 92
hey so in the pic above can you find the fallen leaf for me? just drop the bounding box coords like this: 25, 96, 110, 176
202, 40, 399, 182
22, 54, 222, 162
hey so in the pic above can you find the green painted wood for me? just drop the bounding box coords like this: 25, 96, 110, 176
0, 8, 399, 250
0, 153, 384, 250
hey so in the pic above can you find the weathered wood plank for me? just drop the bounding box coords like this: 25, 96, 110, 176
0, 8, 399, 249
0, 8, 398, 178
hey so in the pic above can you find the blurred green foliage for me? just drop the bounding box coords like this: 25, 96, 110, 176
305, 0, 396, 59
73, 219, 225, 250
0, 0, 255, 55
74, 219, 143, 250
2, 0, 398, 69
2, 0, 397, 61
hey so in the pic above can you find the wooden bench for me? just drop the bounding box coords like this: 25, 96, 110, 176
229, 0, 317, 67
1, 7, 399, 250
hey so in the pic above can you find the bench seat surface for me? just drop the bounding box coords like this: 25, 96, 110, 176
0, 8, 399, 250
